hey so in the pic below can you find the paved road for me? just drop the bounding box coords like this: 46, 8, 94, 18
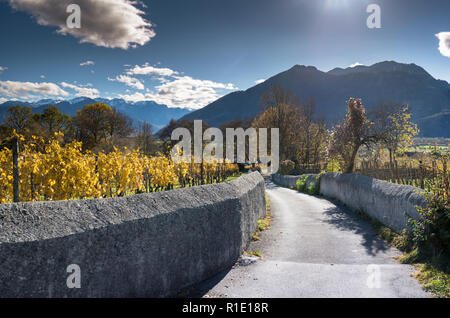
189, 180, 429, 298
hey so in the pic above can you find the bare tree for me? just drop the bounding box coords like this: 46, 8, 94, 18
136, 121, 157, 156
258, 86, 300, 161
4, 105, 32, 133
255, 88, 328, 165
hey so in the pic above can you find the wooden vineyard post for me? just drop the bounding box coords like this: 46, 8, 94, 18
200, 161, 204, 185
12, 137, 20, 203
419, 163, 425, 189
30, 172, 35, 201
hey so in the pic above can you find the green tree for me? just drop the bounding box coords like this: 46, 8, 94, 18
73, 103, 133, 151
386, 105, 419, 165
33, 105, 71, 137
371, 102, 419, 167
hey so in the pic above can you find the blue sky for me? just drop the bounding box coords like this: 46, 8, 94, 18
0, 0, 449, 109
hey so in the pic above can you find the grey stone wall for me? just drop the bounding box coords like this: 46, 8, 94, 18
271, 173, 318, 190
0, 172, 266, 298
271, 174, 301, 188
320, 173, 426, 231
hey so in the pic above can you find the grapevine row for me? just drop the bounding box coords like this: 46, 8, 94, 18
0, 133, 239, 203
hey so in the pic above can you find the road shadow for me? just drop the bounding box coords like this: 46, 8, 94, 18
177, 267, 232, 298
322, 198, 393, 257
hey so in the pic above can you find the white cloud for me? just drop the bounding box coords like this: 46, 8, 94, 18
255, 79, 265, 84
0, 97, 9, 103
60, 82, 100, 98
80, 60, 95, 66
0, 66, 7, 73
111, 62, 238, 109
0, 80, 69, 99
118, 75, 237, 109
126, 63, 178, 77
8, 0, 155, 49
436, 32, 450, 58
117, 92, 147, 103
40, 75, 46, 79
108, 75, 144, 90
349, 62, 364, 68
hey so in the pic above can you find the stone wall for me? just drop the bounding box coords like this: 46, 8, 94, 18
320, 173, 426, 231
271, 173, 318, 190
0, 172, 266, 298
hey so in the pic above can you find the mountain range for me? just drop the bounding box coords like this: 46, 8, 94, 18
0, 98, 191, 131
181, 61, 450, 137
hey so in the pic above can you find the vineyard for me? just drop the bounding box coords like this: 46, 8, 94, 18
0, 132, 239, 204
354, 150, 450, 190
278, 156, 450, 191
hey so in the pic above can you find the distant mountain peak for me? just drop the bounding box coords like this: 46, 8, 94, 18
328, 60, 431, 77
371, 61, 429, 74
32, 99, 58, 107
68, 96, 93, 104
0, 97, 191, 131
289, 65, 320, 73
181, 60, 450, 137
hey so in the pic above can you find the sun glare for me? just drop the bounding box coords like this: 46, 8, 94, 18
325, 0, 350, 10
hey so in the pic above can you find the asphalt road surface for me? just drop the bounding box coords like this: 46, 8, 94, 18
188, 179, 429, 298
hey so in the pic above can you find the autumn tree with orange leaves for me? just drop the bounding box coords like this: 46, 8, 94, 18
329, 98, 382, 173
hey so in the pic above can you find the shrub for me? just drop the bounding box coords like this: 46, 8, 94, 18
296, 172, 325, 195
408, 154, 449, 256
296, 175, 308, 192
305, 171, 325, 195
279, 160, 295, 175
326, 158, 341, 172
404, 155, 449, 297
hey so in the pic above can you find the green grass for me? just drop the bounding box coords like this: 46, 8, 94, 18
248, 249, 262, 258
251, 192, 272, 242
257, 218, 271, 232
225, 172, 246, 182
413, 263, 450, 298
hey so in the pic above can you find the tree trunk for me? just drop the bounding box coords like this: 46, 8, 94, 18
344, 145, 359, 174
389, 148, 393, 168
